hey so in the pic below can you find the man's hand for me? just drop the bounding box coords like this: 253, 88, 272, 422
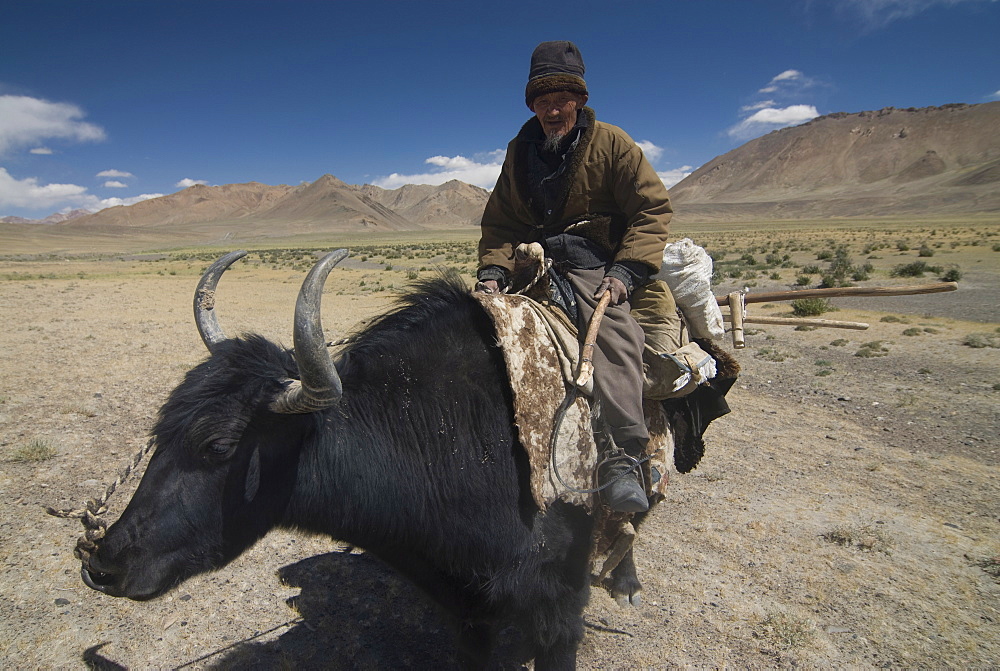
475, 279, 500, 294
595, 276, 628, 305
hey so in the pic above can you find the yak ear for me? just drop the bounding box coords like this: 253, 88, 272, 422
244, 447, 261, 503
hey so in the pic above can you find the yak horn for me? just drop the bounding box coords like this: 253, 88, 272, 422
194, 250, 248, 352
271, 249, 349, 414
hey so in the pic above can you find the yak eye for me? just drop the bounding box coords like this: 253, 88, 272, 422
206, 438, 237, 459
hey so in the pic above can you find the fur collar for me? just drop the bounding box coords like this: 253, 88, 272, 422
513, 107, 597, 225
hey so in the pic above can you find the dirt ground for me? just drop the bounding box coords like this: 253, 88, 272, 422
0, 246, 998, 669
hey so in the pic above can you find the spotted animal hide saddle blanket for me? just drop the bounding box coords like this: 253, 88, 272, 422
472, 291, 674, 514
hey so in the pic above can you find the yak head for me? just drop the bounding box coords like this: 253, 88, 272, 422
81, 250, 346, 600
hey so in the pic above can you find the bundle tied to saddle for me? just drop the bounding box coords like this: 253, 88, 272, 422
638, 238, 727, 400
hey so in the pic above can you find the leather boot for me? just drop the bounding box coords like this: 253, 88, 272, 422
598, 441, 649, 513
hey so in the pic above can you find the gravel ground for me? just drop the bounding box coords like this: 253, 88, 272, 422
1, 261, 997, 669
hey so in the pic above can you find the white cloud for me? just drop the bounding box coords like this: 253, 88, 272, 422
30, 147, 53, 155
728, 104, 819, 140
372, 151, 506, 190
658, 166, 694, 189
838, 0, 996, 28
97, 193, 164, 209
0, 95, 105, 156
175, 177, 208, 188
741, 100, 777, 112
0, 167, 90, 210
773, 70, 803, 82
103, 180, 128, 188
989, 89, 1000, 100
97, 169, 133, 178
0, 167, 161, 214
636, 140, 664, 162
730, 68, 824, 142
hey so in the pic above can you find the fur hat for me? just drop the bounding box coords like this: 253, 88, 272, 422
524, 41, 588, 109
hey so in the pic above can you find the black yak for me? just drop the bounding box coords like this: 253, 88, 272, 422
80, 250, 652, 669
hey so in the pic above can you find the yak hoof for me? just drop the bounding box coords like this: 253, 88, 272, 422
614, 589, 642, 608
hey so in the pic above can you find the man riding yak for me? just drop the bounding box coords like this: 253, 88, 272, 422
475, 40, 713, 513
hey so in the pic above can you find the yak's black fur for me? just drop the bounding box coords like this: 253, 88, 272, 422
87, 272, 598, 669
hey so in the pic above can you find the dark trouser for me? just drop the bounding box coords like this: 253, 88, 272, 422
565, 267, 649, 451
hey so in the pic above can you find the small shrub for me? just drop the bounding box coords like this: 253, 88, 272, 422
816, 250, 833, 261
801, 264, 820, 274
963, 333, 1000, 349
851, 262, 874, 281
815, 369, 833, 376
890, 261, 939, 278
896, 240, 911, 251
855, 341, 889, 358
902, 327, 922, 336
791, 298, 833, 317
769, 272, 781, 280
794, 325, 816, 331
940, 268, 962, 282
917, 245, 935, 257
755, 347, 791, 362
8, 439, 57, 462
830, 338, 848, 347
822, 522, 892, 553
795, 275, 811, 286
880, 315, 909, 323
756, 612, 814, 650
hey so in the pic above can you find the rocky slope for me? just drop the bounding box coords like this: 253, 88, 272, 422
670, 102, 1000, 220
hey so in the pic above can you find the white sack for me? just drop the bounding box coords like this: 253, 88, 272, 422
652, 238, 725, 340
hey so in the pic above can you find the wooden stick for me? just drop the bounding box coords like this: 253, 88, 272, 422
724, 315, 870, 330
575, 290, 612, 387
715, 281, 957, 306
728, 291, 745, 349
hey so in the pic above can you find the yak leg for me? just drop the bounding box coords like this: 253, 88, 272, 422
534, 640, 578, 671
521, 503, 593, 671
608, 548, 642, 607
606, 507, 653, 607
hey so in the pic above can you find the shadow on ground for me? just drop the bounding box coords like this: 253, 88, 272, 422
214, 551, 462, 669
84, 552, 464, 670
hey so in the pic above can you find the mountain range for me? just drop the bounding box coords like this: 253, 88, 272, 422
3, 101, 997, 242
668, 101, 1000, 220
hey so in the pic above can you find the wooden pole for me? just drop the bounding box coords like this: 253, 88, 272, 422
715, 281, 957, 306
724, 315, 870, 330
728, 291, 745, 349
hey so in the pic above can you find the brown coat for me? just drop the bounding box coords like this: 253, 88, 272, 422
478, 107, 673, 275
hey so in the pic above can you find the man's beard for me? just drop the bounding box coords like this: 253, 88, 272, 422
543, 130, 565, 153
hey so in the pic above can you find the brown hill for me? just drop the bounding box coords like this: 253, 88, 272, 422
670, 101, 1000, 221
257, 175, 414, 231
359, 180, 491, 228
74, 182, 297, 228
60, 175, 490, 241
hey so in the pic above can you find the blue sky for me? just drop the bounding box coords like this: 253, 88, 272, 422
2, 0, 998, 219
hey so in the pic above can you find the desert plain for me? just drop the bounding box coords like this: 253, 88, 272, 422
1, 217, 998, 668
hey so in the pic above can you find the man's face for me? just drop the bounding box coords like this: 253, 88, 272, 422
532, 92, 586, 139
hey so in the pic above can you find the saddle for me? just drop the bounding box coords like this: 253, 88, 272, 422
472, 242, 738, 579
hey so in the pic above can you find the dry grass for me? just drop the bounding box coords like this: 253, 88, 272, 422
1, 218, 998, 668
6, 438, 57, 463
